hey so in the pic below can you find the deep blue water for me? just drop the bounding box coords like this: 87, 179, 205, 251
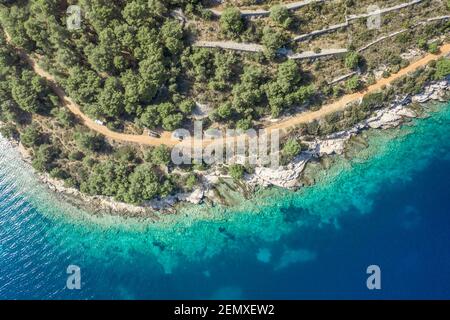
0, 103, 450, 300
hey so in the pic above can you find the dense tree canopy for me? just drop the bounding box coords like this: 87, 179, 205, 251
127, 163, 160, 204
0, 0, 440, 205
20, 124, 43, 148
265, 60, 313, 117
0, 0, 206, 131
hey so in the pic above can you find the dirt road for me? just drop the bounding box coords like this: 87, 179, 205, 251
6, 30, 449, 147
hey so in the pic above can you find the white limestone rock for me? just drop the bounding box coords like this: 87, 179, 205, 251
412, 79, 449, 103
177, 189, 205, 204
306, 128, 361, 156
245, 153, 312, 189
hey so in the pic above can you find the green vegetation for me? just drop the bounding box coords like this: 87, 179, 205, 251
20, 124, 43, 148
220, 7, 244, 38
428, 43, 439, 54
269, 5, 293, 29
434, 58, 450, 79
74, 131, 107, 153
0, 0, 448, 206
148, 145, 171, 166
344, 52, 361, 70
32, 144, 59, 172
282, 138, 301, 163
0, 0, 201, 132
265, 60, 313, 117
228, 164, 245, 181
346, 76, 361, 92
0, 28, 188, 205
261, 27, 286, 59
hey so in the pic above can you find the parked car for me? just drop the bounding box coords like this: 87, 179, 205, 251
147, 129, 160, 138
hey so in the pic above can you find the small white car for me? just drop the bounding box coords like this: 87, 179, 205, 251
94, 119, 104, 126
147, 130, 160, 138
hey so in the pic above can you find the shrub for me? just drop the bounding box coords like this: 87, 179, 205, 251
32, 144, 59, 172
346, 76, 361, 92
283, 139, 301, 160
184, 173, 197, 191
236, 118, 252, 130
179, 99, 196, 114
434, 58, 450, 79
270, 5, 292, 28
261, 27, 286, 59
126, 164, 160, 204
428, 43, 439, 54
150, 145, 171, 166
52, 108, 75, 127
20, 124, 42, 148
417, 38, 428, 50
68, 150, 85, 161
220, 7, 244, 38
0, 123, 19, 139
50, 167, 69, 180
344, 52, 361, 70
228, 164, 245, 180
74, 131, 106, 152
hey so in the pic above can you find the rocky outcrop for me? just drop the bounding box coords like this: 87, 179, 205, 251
245, 153, 312, 189
364, 103, 417, 129
177, 188, 205, 204
305, 127, 361, 156
242, 78, 449, 190
412, 80, 449, 103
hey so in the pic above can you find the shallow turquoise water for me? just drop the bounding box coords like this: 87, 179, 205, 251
1, 102, 450, 299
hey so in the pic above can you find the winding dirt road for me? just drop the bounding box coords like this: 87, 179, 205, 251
268, 44, 450, 133
6, 30, 450, 147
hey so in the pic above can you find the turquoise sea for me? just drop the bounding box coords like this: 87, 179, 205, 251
1, 102, 450, 299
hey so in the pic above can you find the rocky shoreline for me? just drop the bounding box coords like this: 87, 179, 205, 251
10, 141, 161, 218
3, 77, 449, 218
204, 77, 450, 193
